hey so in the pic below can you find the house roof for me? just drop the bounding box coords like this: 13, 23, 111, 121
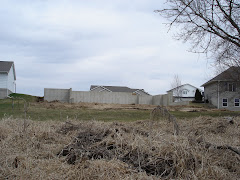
0, 61, 13, 72
90, 85, 150, 95
0, 61, 16, 80
167, 84, 203, 92
201, 67, 240, 87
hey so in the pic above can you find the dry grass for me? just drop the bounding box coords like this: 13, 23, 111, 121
0, 116, 240, 179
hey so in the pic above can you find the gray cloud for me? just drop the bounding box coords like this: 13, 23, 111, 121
0, 0, 209, 96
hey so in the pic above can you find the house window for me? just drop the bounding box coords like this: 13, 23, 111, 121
235, 99, 240, 107
222, 99, 228, 107
228, 83, 236, 92
182, 90, 187, 94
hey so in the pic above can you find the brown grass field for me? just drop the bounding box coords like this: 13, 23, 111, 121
0, 104, 240, 179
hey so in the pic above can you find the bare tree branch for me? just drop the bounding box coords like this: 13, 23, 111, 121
156, 0, 240, 67
171, 74, 182, 102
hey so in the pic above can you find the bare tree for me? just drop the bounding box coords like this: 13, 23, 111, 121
155, 0, 240, 68
171, 74, 182, 101
213, 63, 228, 76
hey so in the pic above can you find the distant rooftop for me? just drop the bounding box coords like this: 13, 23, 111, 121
167, 83, 203, 92
90, 85, 149, 94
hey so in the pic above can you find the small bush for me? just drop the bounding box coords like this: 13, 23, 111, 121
194, 89, 203, 101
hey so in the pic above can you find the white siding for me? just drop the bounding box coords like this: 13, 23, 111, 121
7, 66, 15, 93
172, 84, 203, 98
0, 65, 16, 94
0, 73, 7, 89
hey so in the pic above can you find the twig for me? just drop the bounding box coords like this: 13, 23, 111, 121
195, 137, 240, 156
216, 145, 240, 156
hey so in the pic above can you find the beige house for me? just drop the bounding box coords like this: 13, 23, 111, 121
202, 67, 240, 110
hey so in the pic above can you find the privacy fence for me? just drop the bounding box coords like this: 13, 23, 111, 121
44, 88, 189, 106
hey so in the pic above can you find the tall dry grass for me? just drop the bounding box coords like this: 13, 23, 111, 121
0, 116, 239, 179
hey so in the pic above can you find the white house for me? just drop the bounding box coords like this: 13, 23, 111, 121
167, 84, 203, 102
0, 61, 16, 99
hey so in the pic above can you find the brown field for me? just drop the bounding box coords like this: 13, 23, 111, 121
0, 113, 240, 179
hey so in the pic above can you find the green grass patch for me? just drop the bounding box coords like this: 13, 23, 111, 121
26, 108, 150, 122
1, 97, 240, 121
0, 99, 151, 121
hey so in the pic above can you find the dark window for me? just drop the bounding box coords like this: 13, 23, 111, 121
224, 82, 228, 91
222, 99, 228, 107
228, 83, 236, 91
235, 99, 239, 107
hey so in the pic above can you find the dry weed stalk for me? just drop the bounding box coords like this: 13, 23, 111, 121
7, 96, 30, 133
150, 106, 179, 135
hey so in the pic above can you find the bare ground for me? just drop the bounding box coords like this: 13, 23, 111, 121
0, 115, 240, 179
40, 101, 156, 110
39, 101, 215, 112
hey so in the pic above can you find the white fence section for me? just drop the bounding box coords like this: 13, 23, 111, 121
44, 88, 177, 106
44, 88, 70, 102
71, 91, 138, 104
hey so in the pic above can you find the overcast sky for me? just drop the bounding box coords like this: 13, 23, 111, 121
0, 0, 214, 96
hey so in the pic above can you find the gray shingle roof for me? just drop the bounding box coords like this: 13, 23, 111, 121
90, 85, 148, 94
202, 67, 240, 86
0, 61, 16, 80
0, 61, 13, 72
